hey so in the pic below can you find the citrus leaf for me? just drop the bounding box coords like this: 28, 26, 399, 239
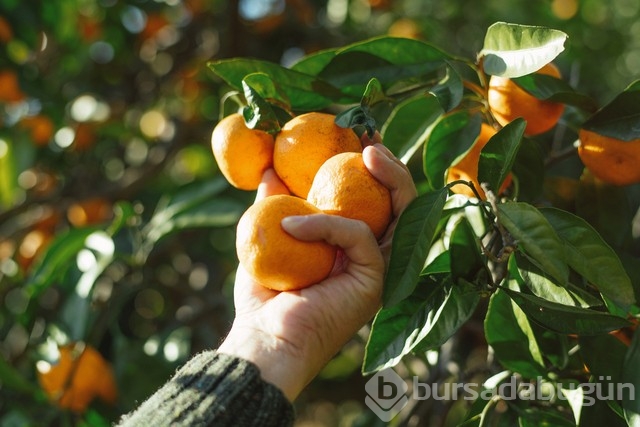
497, 201, 569, 285
380, 94, 443, 163
511, 139, 545, 202
364, 278, 479, 374
477, 118, 525, 197
480, 22, 568, 78
485, 289, 547, 378
513, 73, 599, 112
423, 111, 482, 191
383, 187, 448, 306
540, 207, 635, 310
241, 78, 282, 133
449, 216, 487, 285
501, 288, 630, 335
0, 136, 16, 208
208, 58, 343, 110
428, 63, 464, 112
581, 79, 640, 141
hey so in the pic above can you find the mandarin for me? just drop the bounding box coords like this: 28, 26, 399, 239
577, 129, 640, 186
488, 63, 565, 136
236, 194, 337, 291
37, 343, 118, 413
307, 152, 392, 239
273, 112, 362, 198
211, 113, 275, 190
446, 123, 512, 199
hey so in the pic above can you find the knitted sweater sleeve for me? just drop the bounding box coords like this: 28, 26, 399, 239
116, 351, 295, 427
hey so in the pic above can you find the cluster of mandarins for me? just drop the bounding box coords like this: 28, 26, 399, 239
211, 112, 392, 292
446, 62, 640, 198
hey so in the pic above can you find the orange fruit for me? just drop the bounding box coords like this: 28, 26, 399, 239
446, 123, 512, 199
236, 194, 337, 291
577, 129, 640, 186
488, 62, 565, 136
273, 112, 362, 198
211, 113, 275, 191
307, 152, 392, 239
0, 69, 26, 103
37, 343, 118, 413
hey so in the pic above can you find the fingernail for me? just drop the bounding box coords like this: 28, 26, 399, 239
281, 215, 306, 229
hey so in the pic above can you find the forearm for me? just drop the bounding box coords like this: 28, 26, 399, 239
117, 350, 294, 427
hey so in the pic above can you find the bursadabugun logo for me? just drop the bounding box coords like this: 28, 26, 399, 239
364, 368, 409, 421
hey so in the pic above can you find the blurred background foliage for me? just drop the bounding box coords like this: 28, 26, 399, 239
0, 0, 639, 425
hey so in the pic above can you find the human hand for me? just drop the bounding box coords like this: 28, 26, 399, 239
217, 133, 417, 401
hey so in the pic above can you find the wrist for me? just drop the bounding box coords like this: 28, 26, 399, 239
217, 324, 311, 402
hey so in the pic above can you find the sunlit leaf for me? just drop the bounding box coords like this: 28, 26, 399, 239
497, 201, 569, 285
540, 207, 635, 310
502, 288, 630, 335
383, 188, 448, 306
380, 94, 443, 163
0, 136, 16, 208
480, 22, 568, 78
485, 289, 547, 378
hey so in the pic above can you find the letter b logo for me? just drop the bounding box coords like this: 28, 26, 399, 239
364, 368, 409, 422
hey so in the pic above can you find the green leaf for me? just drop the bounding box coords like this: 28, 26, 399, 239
424, 111, 482, 191
581, 79, 640, 141
314, 36, 451, 98
510, 252, 602, 308
383, 188, 448, 306
241, 77, 283, 133
579, 334, 628, 384
364, 278, 479, 374
518, 408, 577, 427
485, 289, 547, 378
497, 201, 569, 285
429, 63, 464, 112
380, 94, 443, 163
0, 354, 39, 396
511, 138, 545, 202
477, 118, 525, 197
480, 22, 568, 78
449, 216, 487, 285
513, 73, 599, 113
540, 207, 635, 310
208, 58, 343, 110
502, 288, 630, 335
622, 329, 640, 425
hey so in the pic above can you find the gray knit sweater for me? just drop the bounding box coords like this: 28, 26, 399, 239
117, 351, 295, 426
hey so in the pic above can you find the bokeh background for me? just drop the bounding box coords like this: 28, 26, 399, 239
1, 0, 639, 425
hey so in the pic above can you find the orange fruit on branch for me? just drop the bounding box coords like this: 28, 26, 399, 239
577, 129, 640, 186
307, 152, 392, 239
37, 343, 118, 413
488, 62, 565, 136
211, 113, 275, 190
273, 112, 362, 198
446, 123, 512, 199
236, 194, 337, 291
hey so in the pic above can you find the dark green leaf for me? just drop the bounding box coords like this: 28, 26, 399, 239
511, 138, 545, 202
540, 207, 635, 310
383, 188, 448, 306
0, 354, 39, 395
380, 94, 443, 162
579, 334, 628, 384
424, 111, 482, 190
334, 106, 376, 136
513, 73, 598, 113
478, 118, 525, 197
429, 64, 464, 112
480, 22, 567, 77
518, 408, 577, 427
485, 289, 547, 378
449, 216, 487, 284
622, 328, 640, 425
241, 79, 282, 133
364, 278, 479, 374
497, 202, 569, 285
502, 288, 630, 335
421, 250, 451, 276
581, 80, 640, 141
208, 58, 343, 110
